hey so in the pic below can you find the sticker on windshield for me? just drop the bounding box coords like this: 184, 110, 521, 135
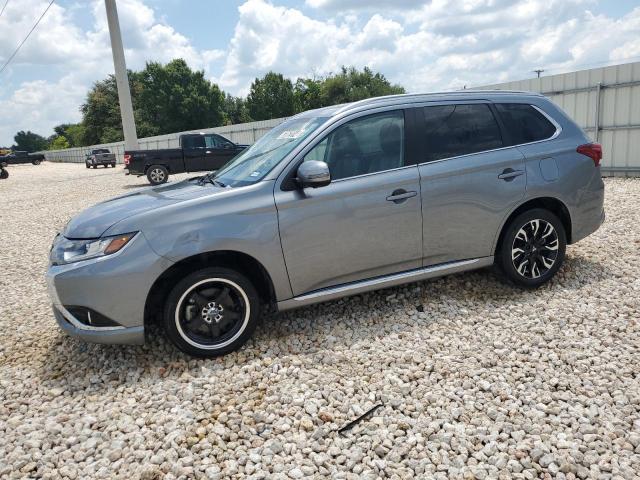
277, 128, 306, 139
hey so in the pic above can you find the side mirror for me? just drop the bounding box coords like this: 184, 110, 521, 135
297, 161, 331, 188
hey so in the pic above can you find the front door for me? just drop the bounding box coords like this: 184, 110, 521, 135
203, 135, 238, 171
275, 109, 424, 296
417, 102, 526, 265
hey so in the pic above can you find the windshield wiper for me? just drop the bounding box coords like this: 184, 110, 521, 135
197, 173, 226, 187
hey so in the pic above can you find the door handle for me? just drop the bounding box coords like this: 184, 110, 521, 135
386, 189, 417, 203
498, 168, 524, 181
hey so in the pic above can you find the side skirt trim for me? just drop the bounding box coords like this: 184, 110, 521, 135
277, 256, 493, 311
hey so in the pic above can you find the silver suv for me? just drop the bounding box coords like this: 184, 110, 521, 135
47, 92, 605, 357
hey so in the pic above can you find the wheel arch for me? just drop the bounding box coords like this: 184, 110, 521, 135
494, 197, 572, 256
144, 250, 276, 326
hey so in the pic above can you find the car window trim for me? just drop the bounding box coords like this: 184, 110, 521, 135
416, 103, 563, 167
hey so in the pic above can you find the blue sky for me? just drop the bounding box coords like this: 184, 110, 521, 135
1, 0, 639, 146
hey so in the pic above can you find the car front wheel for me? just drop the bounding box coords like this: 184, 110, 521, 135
147, 165, 168, 185
498, 208, 566, 288
163, 267, 260, 357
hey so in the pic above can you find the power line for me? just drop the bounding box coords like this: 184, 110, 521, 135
0, 0, 55, 76
0, 0, 9, 18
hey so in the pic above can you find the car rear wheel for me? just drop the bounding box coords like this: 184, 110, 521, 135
0, 168, 8, 179
111, 163, 116, 168
147, 165, 168, 185
498, 208, 566, 288
163, 267, 260, 357
32, 160, 41, 165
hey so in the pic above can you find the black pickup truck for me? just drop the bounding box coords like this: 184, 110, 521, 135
1, 151, 45, 165
124, 133, 248, 185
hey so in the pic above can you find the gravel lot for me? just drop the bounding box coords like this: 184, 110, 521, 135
0, 162, 639, 479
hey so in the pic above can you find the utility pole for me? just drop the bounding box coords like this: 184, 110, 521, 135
105, 0, 138, 151
533, 69, 544, 78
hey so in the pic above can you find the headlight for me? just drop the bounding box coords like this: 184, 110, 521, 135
50, 232, 137, 265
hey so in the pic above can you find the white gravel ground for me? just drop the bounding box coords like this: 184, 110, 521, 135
0, 162, 639, 480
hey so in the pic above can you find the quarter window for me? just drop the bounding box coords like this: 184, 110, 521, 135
422, 104, 503, 162
494, 103, 558, 145
304, 110, 405, 180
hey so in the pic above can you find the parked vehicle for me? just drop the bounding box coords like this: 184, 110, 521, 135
2, 151, 45, 165
86, 149, 116, 168
47, 91, 605, 357
124, 133, 248, 185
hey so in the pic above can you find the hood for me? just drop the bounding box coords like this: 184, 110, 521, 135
63, 179, 224, 238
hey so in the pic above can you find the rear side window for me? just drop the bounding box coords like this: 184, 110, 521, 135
182, 136, 206, 149
494, 103, 557, 145
422, 104, 503, 162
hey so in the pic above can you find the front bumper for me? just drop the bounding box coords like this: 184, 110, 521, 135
46, 233, 173, 345
53, 307, 144, 344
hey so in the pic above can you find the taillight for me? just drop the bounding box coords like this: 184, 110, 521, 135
123, 154, 131, 165
577, 143, 602, 167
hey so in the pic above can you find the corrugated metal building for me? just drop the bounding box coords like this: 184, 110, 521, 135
45, 61, 639, 175
476, 61, 640, 175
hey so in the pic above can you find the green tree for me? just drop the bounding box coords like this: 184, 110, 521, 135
293, 77, 323, 113
137, 59, 225, 136
80, 75, 131, 145
51, 123, 86, 147
49, 135, 70, 150
246, 72, 296, 121
319, 66, 405, 106
222, 93, 253, 125
13, 131, 48, 152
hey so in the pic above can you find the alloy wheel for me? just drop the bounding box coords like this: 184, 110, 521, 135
511, 219, 559, 279
149, 168, 165, 183
175, 278, 250, 349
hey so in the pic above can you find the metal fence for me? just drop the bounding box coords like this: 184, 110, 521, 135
43, 117, 288, 164
476, 61, 640, 176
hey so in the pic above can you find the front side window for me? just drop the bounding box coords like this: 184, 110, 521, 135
304, 110, 405, 181
422, 104, 503, 162
494, 103, 558, 145
214, 135, 234, 148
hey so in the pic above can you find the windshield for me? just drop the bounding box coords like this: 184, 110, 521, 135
213, 116, 327, 187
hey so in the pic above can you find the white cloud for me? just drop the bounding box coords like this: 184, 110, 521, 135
1, 0, 640, 145
219, 0, 640, 95
0, 0, 223, 145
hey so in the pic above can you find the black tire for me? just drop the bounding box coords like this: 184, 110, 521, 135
32, 160, 41, 165
0, 168, 8, 179
111, 163, 116, 168
498, 208, 566, 288
92, 164, 97, 169
86, 163, 90, 169
146, 165, 169, 185
163, 267, 260, 357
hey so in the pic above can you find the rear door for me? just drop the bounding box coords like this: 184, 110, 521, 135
418, 102, 526, 265
182, 135, 207, 171
275, 109, 424, 296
